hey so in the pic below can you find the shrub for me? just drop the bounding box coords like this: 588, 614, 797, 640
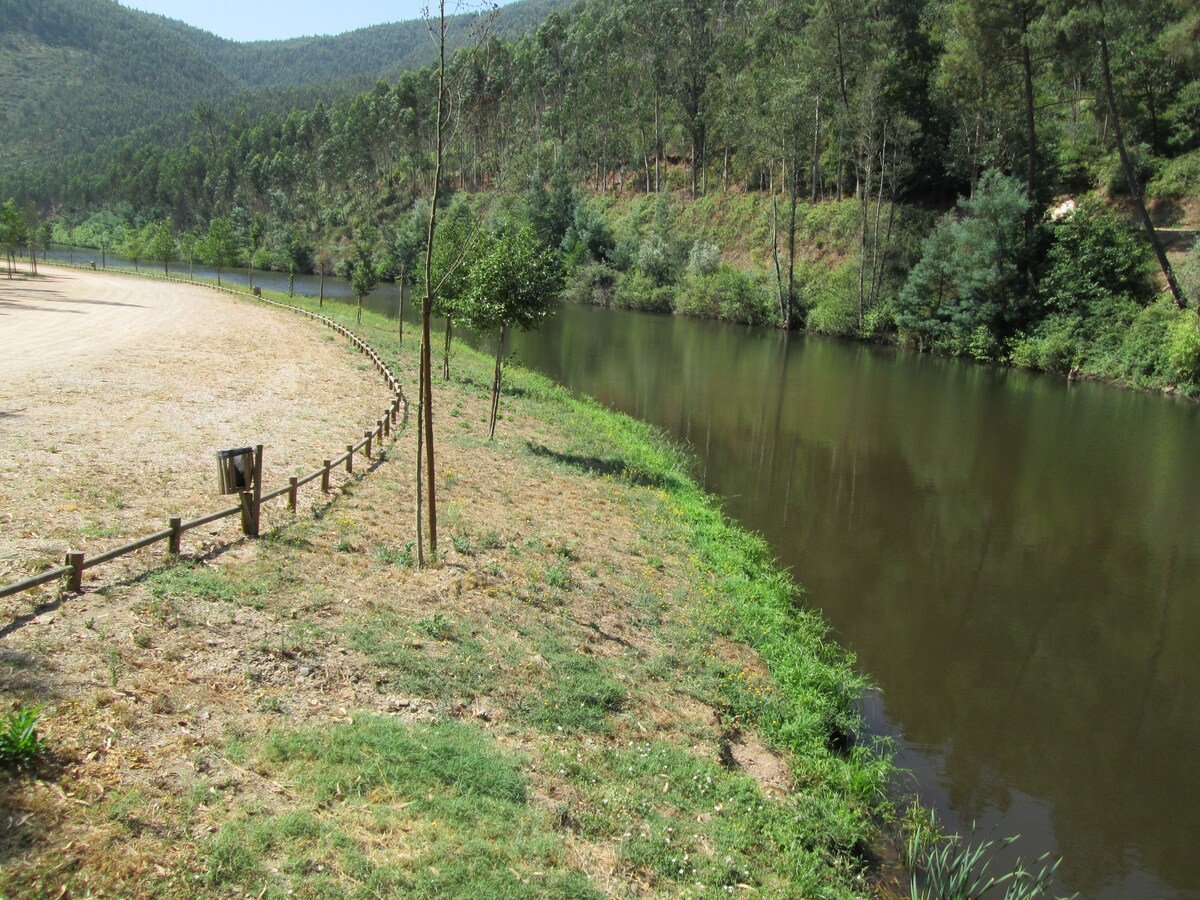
1179, 242, 1200, 307
636, 234, 674, 285
1147, 149, 1200, 199
675, 266, 778, 326
613, 270, 674, 313
563, 261, 617, 306
1167, 308, 1200, 383
1041, 199, 1152, 318
805, 261, 861, 336
687, 239, 721, 276
1110, 298, 1177, 387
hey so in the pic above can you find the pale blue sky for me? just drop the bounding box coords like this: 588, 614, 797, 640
118, 0, 492, 42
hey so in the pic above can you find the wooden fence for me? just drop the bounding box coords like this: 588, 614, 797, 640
0, 264, 408, 602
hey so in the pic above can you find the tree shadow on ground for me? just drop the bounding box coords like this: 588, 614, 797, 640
525, 443, 679, 491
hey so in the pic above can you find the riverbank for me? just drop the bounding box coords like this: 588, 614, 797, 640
1, 273, 899, 897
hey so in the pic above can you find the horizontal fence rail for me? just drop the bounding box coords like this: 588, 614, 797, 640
0, 263, 410, 605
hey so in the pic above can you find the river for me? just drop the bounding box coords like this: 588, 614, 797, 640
49, 250, 1200, 898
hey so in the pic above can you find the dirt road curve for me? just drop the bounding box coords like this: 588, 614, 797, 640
0, 267, 391, 587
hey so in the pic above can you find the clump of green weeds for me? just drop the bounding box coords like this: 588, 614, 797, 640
544, 560, 574, 590
0, 704, 47, 771
416, 613, 454, 641
373, 541, 415, 568
146, 561, 258, 606
909, 821, 1069, 900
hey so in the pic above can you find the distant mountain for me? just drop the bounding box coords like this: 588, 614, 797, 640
0, 0, 565, 180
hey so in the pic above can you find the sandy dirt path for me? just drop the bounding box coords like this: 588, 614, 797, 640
0, 267, 394, 589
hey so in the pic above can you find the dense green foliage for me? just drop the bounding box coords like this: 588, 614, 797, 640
6, 0, 1200, 394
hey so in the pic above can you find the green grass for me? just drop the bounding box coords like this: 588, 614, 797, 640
207, 716, 601, 898
145, 560, 260, 606
514, 643, 626, 733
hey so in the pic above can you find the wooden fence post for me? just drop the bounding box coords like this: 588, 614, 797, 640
169, 517, 182, 554
346, 444, 354, 474
288, 476, 298, 512
322, 460, 331, 493
66, 551, 84, 593
365, 430, 373, 459
382, 415, 390, 438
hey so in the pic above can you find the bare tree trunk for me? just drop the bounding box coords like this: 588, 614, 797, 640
415, 355, 425, 566
1096, 2, 1186, 308
1021, 3, 1039, 294
868, 131, 888, 310
443, 317, 453, 379
489, 325, 506, 439
786, 161, 798, 329
654, 87, 661, 192
771, 192, 785, 325
418, 0, 448, 564
812, 95, 821, 203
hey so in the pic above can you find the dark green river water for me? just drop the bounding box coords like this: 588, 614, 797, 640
52, 252, 1200, 897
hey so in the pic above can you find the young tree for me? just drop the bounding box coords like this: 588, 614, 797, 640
276, 229, 308, 297
430, 197, 480, 379
314, 245, 334, 307
417, 0, 451, 565
0, 200, 24, 278
340, 240, 379, 324
199, 217, 236, 286
390, 208, 426, 339
124, 226, 144, 272
37, 221, 52, 263
179, 229, 198, 277
456, 224, 563, 438
247, 214, 265, 291
148, 219, 177, 275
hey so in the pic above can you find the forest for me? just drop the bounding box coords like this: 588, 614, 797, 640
4, 0, 1200, 395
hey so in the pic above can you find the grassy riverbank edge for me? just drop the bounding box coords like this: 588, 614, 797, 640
277, 281, 903, 892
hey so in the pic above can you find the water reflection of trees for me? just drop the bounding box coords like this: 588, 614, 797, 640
511, 304, 1200, 897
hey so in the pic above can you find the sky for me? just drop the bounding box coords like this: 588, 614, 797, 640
118, 0, 490, 42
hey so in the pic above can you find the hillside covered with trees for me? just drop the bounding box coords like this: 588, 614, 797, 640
0, 0, 567, 179
6, 0, 1200, 395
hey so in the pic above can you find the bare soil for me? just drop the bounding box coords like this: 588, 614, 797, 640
0, 267, 391, 588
